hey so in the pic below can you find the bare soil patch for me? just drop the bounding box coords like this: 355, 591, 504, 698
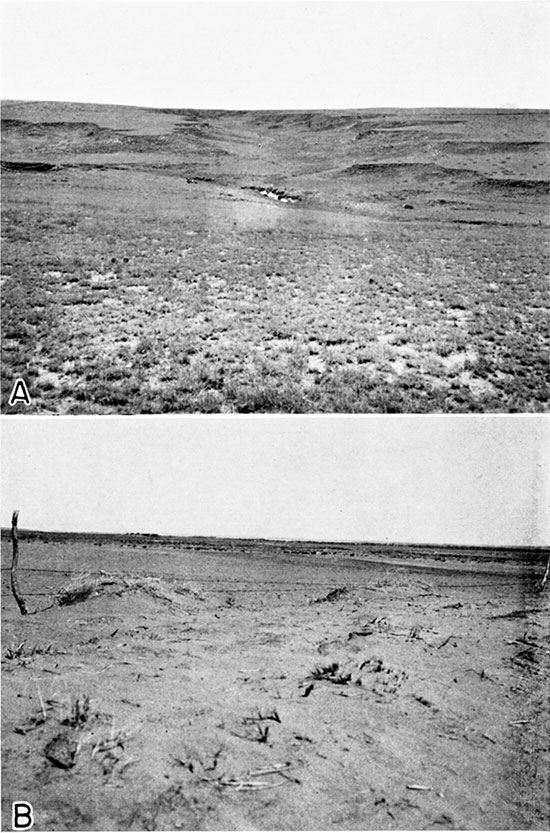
2, 533, 549, 829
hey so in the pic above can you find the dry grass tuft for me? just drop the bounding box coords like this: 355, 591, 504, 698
91, 724, 134, 776
55, 572, 180, 608
311, 587, 349, 604
4, 641, 26, 659
122, 576, 177, 605
310, 662, 352, 684
61, 694, 91, 727
56, 573, 102, 606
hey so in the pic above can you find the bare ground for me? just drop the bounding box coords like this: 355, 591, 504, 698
2, 535, 549, 830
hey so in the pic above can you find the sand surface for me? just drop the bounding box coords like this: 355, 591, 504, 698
2, 535, 549, 830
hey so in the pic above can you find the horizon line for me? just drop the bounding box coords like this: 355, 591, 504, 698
3, 526, 548, 551
3, 98, 549, 114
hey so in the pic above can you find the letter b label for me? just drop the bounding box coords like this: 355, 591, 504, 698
12, 802, 33, 830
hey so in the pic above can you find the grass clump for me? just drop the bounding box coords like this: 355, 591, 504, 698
311, 586, 349, 604
61, 694, 91, 727
310, 662, 352, 685
56, 573, 101, 606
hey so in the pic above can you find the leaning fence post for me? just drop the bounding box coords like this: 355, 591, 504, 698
537, 553, 549, 593
10, 510, 28, 615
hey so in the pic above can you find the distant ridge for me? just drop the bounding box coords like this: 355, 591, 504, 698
0, 528, 547, 556
2, 98, 549, 114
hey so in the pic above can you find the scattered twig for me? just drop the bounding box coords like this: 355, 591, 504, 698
203, 746, 223, 772
515, 648, 539, 664
218, 772, 292, 790
437, 635, 456, 649
14, 713, 47, 734
463, 667, 496, 682
116, 758, 137, 776
414, 695, 434, 708
406, 784, 432, 791
255, 725, 270, 743
34, 680, 47, 720
217, 777, 278, 791
248, 763, 291, 777
277, 770, 302, 785
347, 627, 374, 640
242, 709, 280, 724
506, 637, 550, 655
510, 657, 543, 673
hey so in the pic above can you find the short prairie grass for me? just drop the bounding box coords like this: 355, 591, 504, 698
2, 138, 547, 413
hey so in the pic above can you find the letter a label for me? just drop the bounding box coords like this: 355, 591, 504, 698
8, 379, 31, 407
12, 801, 34, 830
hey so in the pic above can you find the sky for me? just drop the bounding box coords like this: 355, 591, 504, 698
1, 416, 548, 546
1, 0, 549, 110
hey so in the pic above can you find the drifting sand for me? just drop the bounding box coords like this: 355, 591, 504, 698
1, 535, 549, 830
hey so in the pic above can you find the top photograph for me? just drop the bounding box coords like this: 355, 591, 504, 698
2, 1, 549, 415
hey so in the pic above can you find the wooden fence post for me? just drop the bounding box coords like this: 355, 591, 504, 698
538, 553, 549, 593
10, 510, 28, 615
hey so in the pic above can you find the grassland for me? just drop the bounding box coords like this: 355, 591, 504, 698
1, 102, 549, 413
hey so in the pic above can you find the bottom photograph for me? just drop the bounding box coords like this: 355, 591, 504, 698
1, 415, 549, 832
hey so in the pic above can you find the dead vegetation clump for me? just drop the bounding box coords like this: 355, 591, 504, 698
310, 661, 352, 685
4, 641, 27, 660
3, 641, 54, 661
15, 690, 92, 737
90, 725, 134, 776
122, 575, 178, 605
311, 586, 349, 604
43, 694, 97, 770
16, 686, 135, 779
172, 739, 298, 793
61, 693, 91, 727
55, 573, 104, 606
304, 656, 409, 698
211, 761, 298, 791
54, 572, 186, 608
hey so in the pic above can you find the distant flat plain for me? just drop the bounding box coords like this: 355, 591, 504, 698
1, 102, 548, 413
1, 532, 548, 829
